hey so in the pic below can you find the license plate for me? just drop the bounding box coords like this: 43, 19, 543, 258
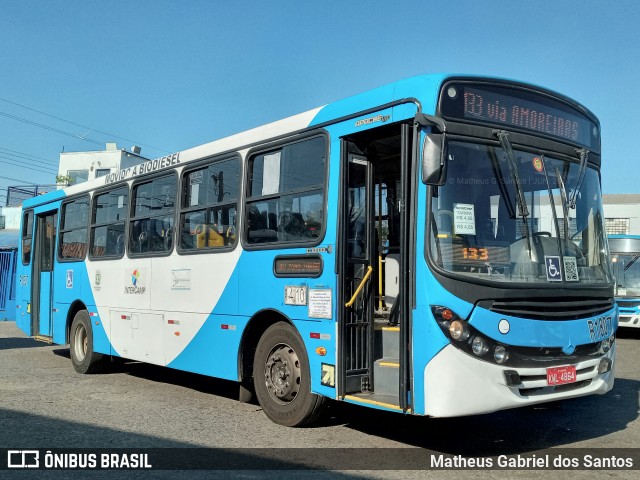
546, 365, 577, 386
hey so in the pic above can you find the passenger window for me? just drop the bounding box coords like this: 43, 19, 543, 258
90, 186, 128, 258
246, 136, 326, 245
21, 210, 34, 265
179, 157, 239, 252
59, 197, 89, 260
129, 173, 176, 255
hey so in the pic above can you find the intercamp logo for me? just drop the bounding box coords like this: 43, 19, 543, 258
7, 450, 39, 468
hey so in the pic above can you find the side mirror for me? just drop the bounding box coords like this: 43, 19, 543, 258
422, 133, 447, 185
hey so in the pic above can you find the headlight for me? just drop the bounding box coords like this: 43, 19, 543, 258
432, 305, 511, 366
600, 335, 615, 354
494, 345, 509, 364
472, 336, 489, 356
449, 320, 470, 341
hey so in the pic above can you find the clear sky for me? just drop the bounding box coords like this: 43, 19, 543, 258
1, 0, 638, 203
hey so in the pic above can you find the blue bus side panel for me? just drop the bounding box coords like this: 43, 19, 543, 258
15, 199, 63, 337
411, 177, 466, 414
168, 249, 338, 399
38, 272, 52, 336
52, 260, 110, 355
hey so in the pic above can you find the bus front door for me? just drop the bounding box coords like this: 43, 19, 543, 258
341, 153, 375, 393
31, 211, 57, 339
338, 123, 412, 410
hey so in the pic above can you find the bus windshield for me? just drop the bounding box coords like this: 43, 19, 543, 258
429, 140, 612, 285
610, 237, 640, 297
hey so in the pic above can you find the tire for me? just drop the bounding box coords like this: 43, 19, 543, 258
253, 322, 325, 427
69, 310, 105, 374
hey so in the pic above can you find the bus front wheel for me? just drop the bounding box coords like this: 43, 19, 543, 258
70, 310, 105, 374
253, 322, 325, 427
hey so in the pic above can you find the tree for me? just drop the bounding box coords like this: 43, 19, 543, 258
55, 174, 73, 186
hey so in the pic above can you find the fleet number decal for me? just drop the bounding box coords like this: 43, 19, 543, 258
587, 316, 613, 342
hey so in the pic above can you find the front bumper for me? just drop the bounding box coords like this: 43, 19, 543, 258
619, 314, 640, 328
424, 342, 615, 417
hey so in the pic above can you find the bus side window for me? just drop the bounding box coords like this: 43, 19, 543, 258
245, 135, 326, 247
130, 219, 147, 254
130, 173, 177, 256
21, 210, 34, 265
60, 196, 89, 261
91, 186, 128, 259
179, 157, 240, 252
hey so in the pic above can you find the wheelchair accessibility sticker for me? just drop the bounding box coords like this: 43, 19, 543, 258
545, 256, 562, 282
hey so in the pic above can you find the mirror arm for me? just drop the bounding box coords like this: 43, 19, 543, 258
415, 113, 447, 133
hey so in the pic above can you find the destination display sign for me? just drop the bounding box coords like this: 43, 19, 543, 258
274, 255, 323, 277
440, 82, 599, 150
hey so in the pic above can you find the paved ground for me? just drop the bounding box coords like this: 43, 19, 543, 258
0, 321, 638, 479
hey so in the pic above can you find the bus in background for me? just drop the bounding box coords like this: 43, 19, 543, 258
15, 74, 616, 426
609, 234, 640, 329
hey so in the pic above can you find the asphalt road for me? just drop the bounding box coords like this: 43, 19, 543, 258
0, 321, 638, 479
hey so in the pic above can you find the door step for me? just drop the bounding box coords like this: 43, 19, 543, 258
373, 357, 400, 397
372, 323, 400, 397
344, 392, 402, 411
375, 324, 400, 359
33, 335, 53, 344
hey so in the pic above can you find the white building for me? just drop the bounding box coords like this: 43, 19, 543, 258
603, 194, 640, 235
58, 142, 148, 186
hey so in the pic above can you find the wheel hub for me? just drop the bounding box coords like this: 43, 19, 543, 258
74, 324, 87, 362
264, 344, 301, 404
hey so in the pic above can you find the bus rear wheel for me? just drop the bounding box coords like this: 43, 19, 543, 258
70, 310, 105, 374
253, 322, 325, 426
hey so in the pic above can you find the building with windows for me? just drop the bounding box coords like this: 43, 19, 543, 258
603, 194, 640, 235
58, 142, 148, 186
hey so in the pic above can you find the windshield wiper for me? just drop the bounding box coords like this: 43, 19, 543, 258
494, 130, 531, 253
569, 148, 589, 209
625, 253, 640, 271
554, 167, 570, 241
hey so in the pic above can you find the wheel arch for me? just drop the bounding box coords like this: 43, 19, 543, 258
65, 300, 88, 344
238, 308, 297, 384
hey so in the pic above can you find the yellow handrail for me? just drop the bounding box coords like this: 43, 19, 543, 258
345, 265, 373, 308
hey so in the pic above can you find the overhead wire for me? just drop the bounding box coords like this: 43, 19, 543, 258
0, 146, 58, 166
0, 155, 57, 175
0, 96, 171, 154
0, 96, 172, 197
0, 150, 59, 171
0, 111, 106, 147
0, 175, 39, 185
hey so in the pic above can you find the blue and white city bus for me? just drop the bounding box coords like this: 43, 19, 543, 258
609, 234, 640, 329
15, 74, 616, 426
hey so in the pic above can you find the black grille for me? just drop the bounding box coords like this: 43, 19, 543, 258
498, 342, 601, 368
483, 297, 614, 320
617, 300, 640, 308
519, 380, 592, 397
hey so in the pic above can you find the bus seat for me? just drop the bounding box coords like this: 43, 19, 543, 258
164, 227, 173, 250
225, 226, 236, 246
207, 226, 224, 247
268, 213, 277, 230
196, 224, 224, 248
115, 233, 124, 254
280, 212, 309, 240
